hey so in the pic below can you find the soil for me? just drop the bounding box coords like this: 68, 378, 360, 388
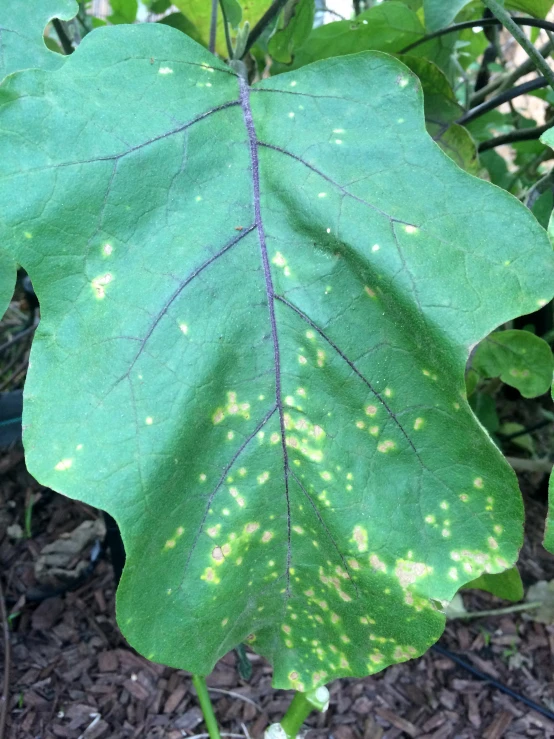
2, 300, 554, 739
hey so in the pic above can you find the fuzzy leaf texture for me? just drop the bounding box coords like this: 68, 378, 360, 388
1, 24, 554, 689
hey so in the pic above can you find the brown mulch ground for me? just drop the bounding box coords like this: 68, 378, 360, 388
2, 445, 554, 739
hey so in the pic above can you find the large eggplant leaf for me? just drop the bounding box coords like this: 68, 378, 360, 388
0, 0, 78, 80
1, 25, 553, 690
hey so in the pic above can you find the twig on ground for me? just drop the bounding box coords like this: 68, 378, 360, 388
207, 688, 261, 710
0, 578, 11, 739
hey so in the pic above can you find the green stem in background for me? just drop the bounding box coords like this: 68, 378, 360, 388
219, 0, 234, 60
471, 38, 553, 105
478, 119, 554, 152
192, 675, 222, 739
451, 601, 542, 620
209, 0, 218, 55
265, 687, 330, 739
400, 17, 554, 55
481, 0, 554, 94
52, 18, 74, 55
242, 0, 289, 57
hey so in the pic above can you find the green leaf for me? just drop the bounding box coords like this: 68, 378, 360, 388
464, 566, 524, 602
398, 56, 478, 173
268, 0, 315, 64
172, 0, 268, 57
221, 0, 243, 29
0, 0, 78, 80
280, 3, 425, 71
423, 0, 472, 32
2, 26, 553, 689
469, 392, 500, 435
472, 330, 553, 398
158, 13, 204, 47
507, 0, 554, 17
108, 0, 138, 25
499, 422, 535, 455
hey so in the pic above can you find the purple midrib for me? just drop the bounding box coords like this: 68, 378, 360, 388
239, 76, 292, 595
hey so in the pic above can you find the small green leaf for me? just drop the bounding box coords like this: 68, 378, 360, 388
472, 330, 553, 398
172, 0, 268, 57
507, 0, 554, 17
0, 0, 78, 80
221, 0, 243, 29
398, 56, 478, 173
499, 423, 535, 455
108, 0, 138, 25
464, 566, 524, 602
469, 392, 500, 435
158, 13, 204, 46
423, 0, 472, 32
1, 25, 553, 689
268, 0, 315, 64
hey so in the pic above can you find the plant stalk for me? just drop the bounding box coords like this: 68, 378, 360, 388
265, 687, 330, 739
481, 0, 554, 94
209, 0, 218, 55
192, 675, 222, 739
242, 0, 289, 57
401, 17, 554, 55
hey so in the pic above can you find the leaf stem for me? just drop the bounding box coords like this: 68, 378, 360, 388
192, 675, 222, 739
471, 38, 553, 105
451, 601, 542, 620
265, 687, 330, 739
478, 119, 553, 152
209, 0, 218, 55
457, 76, 548, 126
400, 17, 554, 54
242, 0, 289, 57
481, 0, 554, 94
219, 0, 234, 59
52, 18, 74, 55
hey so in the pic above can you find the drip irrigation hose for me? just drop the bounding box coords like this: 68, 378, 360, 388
432, 644, 554, 722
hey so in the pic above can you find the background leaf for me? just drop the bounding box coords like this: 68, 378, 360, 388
423, 0, 472, 32
268, 0, 315, 64
279, 3, 425, 71
108, 0, 138, 25
464, 566, 524, 602
472, 330, 553, 398
1, 26, 553, 689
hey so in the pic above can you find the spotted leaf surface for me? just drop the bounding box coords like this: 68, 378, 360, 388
1, 25, 553, 689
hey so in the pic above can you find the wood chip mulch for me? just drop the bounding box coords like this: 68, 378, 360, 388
2, 447, 554, 739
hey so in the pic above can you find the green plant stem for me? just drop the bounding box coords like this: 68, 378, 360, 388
457, 76, 548, 127
452, 601, 541, 620
192, 675, 222, 739
478, 119, 554, 152
400, 17, 554, 55
219, 0, 234, 59
209, 0, 218, 54
52, 18, 74, 55
266, 687, 330, 738
481, 0, 554, 94
242, 0, 289, 56
471, 38, 553, 106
